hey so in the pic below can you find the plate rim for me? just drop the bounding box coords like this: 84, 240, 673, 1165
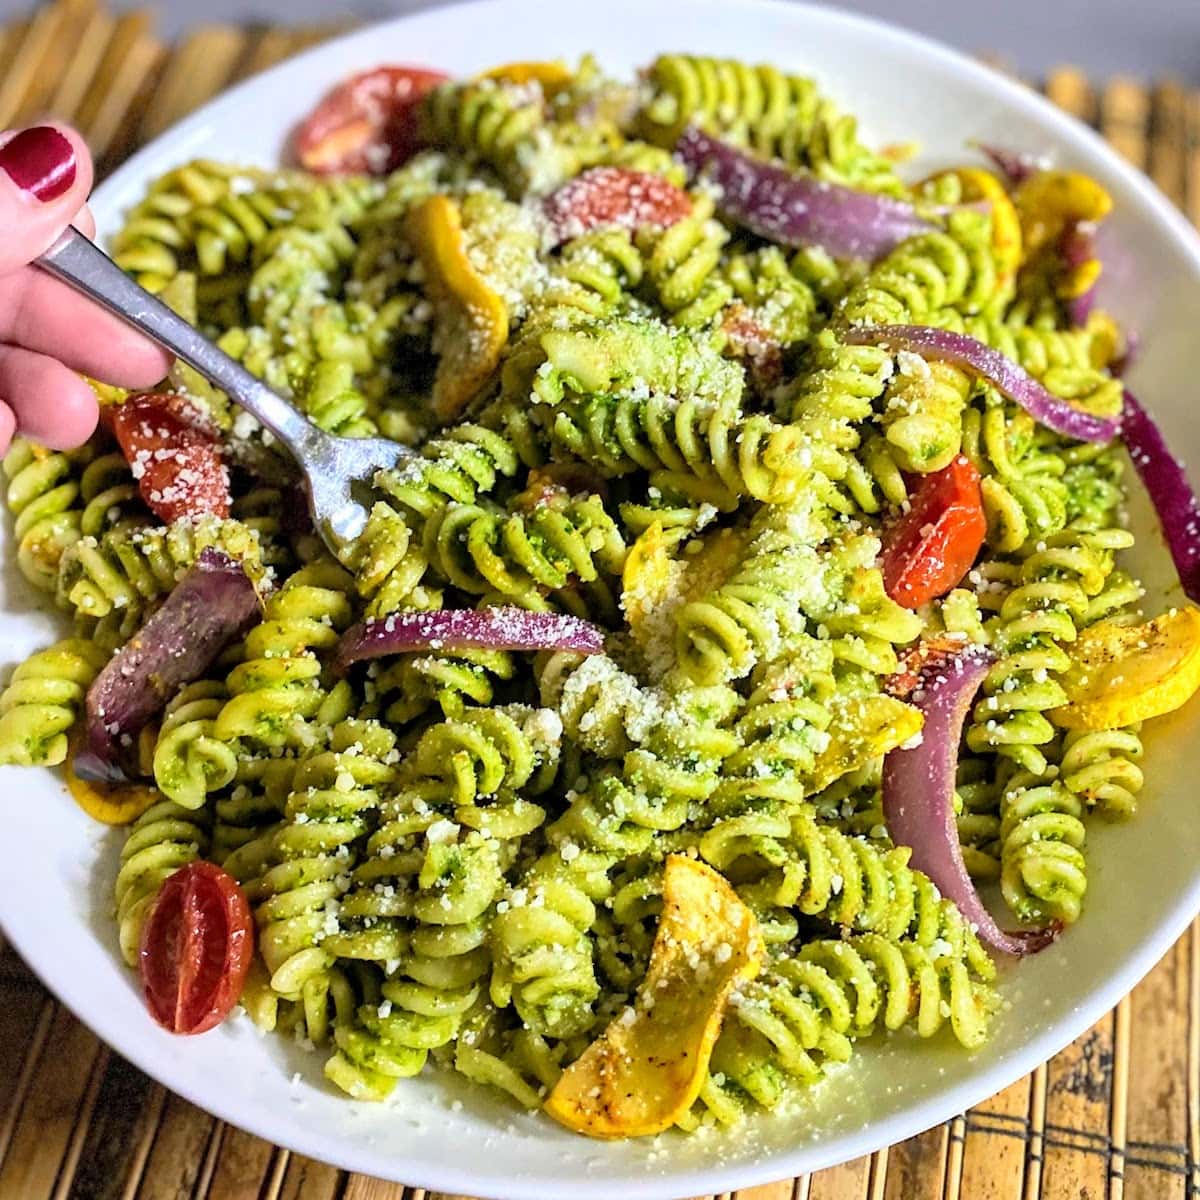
5, 0, 1200, 1196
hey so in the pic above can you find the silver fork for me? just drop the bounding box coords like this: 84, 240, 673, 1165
36, 225, 414, 556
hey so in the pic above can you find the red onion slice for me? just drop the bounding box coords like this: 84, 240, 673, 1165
882, 643, 1060, 956
675, 126, 934, 261
976, 143, 1042, 186
844, 323, 1120, 444
335, 606, 605, 674
1060, 223, 1095, 324
1121, 388, 1200, 604
76, 548, 261, 783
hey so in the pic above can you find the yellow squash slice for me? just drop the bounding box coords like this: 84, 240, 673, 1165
478, 60, 572, 93
622, 522, 750, 668
66, 741, 159, 825
1014, 169, 1112, 301
408, 195, 509, 423
924, 166, 1022, 293
806, 694, 924, 793
621, 521, 685, 654
544, 855, 764, 1138
1051, 607, 1200, 730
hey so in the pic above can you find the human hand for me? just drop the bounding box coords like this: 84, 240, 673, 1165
0, 124, 172, 454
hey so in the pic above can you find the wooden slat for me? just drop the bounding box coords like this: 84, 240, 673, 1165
95, 37, 169, 174
276, 1156, 342, 1200
1189, 922, 1200, 1200
11, 0, 100, 126
137, 25, 249, 142
0, 987, 54, 1169
1023, 1063, 1046, 1200
288, 23, 356, 55
808, 1156, 872, 1200
882, 1126, 946, 1200
1101, 76, 1150, 169
47, 1046, 109, 1200
44, 3, 115, 125
1111, 996, 1131, 1200
1185, 89, 1200, 230
0, 1005, 104, 1200
942, 1115, 965, 1200
955, 1078, 1031, 1200
231, 25, 300, 83
735, 1182, 797, 1200
72, 6, 155, 132
343, 1180, 408, 1200
867, 1152, 888, 1200
1038, 1015, 1115, 1198
65, 1062, 164, 1200
230, 22, 348, 83
0, 0, 78, 128
199, 1124, 283, 1200
1122, 939, 1191, 1200
1044, 65, 1097, 125
0, 18, 31, 92
133, 1093, 218, 1200
74, 9, 163, 164
1149, 79, 1188, 205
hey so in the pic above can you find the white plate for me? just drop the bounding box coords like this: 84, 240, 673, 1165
3, 1, 1200, 1196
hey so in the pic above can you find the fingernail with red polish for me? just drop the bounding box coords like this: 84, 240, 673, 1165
0, 126, 76, 202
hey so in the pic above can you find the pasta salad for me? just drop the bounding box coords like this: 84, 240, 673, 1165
3, 51, 1200, 1139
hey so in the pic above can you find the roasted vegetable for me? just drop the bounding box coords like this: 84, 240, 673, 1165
1052, 607, 1200, 730
544, 855, 763, 1138
409, 194, 509, 422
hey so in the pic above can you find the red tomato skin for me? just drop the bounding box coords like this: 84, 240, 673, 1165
139, 861, 254, 1036
881, 456, 987, 609
111, 392, 231, 523
543, 167, 692, 245
293, 65, 449, 176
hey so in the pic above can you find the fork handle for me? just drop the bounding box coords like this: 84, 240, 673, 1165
37, 225, 325, 458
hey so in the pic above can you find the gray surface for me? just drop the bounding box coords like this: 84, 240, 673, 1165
5, 0, 1200, 84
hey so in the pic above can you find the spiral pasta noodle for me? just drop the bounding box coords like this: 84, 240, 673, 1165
701, 933, 995, 1120
638, 55, 903, 194
968, 527, 1132, 775
115, 799, 211, 965
77, 451, 144, 537
3, 438, 87, 591
153, 679, 240, 809
421, 491, 626, 608
110, 159, 285, 289
55, 515, 266, 626
212, 559, 356, 756
636, 191, 732, 326
237, 721, 397, 1014
0, 639, 109, 766
546, 229, 644, 318
422, 78, 547, 188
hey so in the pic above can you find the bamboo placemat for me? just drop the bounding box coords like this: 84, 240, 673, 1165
1, 3, 1200, 1197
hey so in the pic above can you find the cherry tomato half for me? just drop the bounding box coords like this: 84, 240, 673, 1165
881, 456, 987, 609
293, 65, 449, 176
139, 861, 254, 1035
110, 392, 231, 524
542, 167, 692, 246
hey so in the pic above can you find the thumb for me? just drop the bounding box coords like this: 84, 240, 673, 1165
0, 124, 93, 277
